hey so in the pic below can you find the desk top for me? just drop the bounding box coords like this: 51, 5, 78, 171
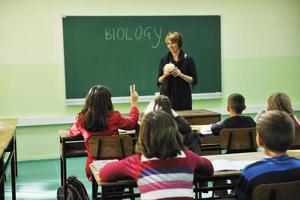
177, 109, 220, 118
90, 163, 136, 186
0, 119, 17, 130
202, 150, 300, 177
0, 119, 17, 156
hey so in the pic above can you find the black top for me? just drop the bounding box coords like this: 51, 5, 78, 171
211, 115, 256, 135
157, 50, 198, 110
175, 115, 192, 136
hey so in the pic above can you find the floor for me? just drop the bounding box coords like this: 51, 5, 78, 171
4, 157, 90, 200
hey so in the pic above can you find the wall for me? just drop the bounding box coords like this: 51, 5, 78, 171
0, 0, 299, 160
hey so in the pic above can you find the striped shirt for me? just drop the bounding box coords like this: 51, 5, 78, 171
99, 150, 213, 200
235, 154, 300, 200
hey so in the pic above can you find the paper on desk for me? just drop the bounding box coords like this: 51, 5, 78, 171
212, 159, 256, 171
118, 129, 135, 134
200, 124, 213, 135
92, 159, 118, 171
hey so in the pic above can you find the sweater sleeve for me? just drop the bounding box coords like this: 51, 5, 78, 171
117, 106, 139, 130
187, 57, 198, 85
185, 150, 214, 176
69, 115, 82, 136
99, 155, 140, 181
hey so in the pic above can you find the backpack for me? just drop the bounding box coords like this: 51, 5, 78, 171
57, 175, 90, 200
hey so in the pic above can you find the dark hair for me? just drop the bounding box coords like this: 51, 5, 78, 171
165, 32, 183, 48
228, 93, 246, 114
257, 110, 295, 152
135, 110, 185, 159
80, 85, 114, 132
153, 95, 173, 116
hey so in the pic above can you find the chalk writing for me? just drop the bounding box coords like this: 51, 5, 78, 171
104, 25, 163, 48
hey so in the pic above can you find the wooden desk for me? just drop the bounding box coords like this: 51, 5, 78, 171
193, 150, 300, 198
90, 150, 300, 199
59, 129, 137, 198
177, 109, 221, 125
0, 119, 17, 200
90, 163, 139, 200
59, 129, 86, 198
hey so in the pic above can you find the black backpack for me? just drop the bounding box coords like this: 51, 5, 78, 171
57, 175, 90, 200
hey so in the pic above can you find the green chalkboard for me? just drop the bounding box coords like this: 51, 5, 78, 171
63, 16, 221, 103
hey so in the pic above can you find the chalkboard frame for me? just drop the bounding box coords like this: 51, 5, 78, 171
62, 15, 223, 105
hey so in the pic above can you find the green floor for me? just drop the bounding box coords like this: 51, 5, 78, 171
4, 157, 90, 200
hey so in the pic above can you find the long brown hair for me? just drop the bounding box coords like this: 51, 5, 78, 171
267, 92, 294, 115
80, 85, 113, 132
135, 110, 185, 159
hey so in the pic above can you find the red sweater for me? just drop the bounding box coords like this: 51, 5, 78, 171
100, 150, 214, 199
69, 106, 139, 180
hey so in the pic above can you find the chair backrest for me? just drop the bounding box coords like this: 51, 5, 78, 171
290, 126, 300, 149
219, 127, 257, 153
252, 180, 300, 200
88, 134, 134, 159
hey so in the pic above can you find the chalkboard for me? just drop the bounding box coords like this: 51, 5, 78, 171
62, 16, 221, 104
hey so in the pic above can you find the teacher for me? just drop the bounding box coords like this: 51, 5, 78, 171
157, 31, 198, 110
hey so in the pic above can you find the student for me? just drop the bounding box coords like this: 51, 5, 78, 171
99, 110, 214, 200
254, 92, 300, 126
151, 95, 202, 154
210, 93, 256, 135
69, 85, 139, 180
235, 110, 300, 200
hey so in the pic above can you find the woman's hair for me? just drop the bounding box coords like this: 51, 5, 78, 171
267, 92, 294, 116
227, 93, 246, 114
135, 110, 185, 159
165, 31, 183, 48
80, 85, 114, 132
153, 95, 173, 116
257, 110, 295, 152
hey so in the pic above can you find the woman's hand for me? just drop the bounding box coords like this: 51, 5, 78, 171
130, 85, 138, 107
171, 67, 182, 77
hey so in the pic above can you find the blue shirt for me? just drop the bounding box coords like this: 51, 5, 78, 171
235, 154, 300, 200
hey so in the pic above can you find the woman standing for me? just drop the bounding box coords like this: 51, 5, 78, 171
157, 31, 198, 110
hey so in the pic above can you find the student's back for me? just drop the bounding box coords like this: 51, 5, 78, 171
99, 111, 214, 200
69, 85, 139, 180
235, 111, 300, 200
211, 93, 256, 135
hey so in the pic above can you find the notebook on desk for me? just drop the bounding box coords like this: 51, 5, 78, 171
191, 124, 213, 135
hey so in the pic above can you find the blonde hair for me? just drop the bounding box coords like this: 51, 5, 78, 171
257, 110, 294, 152
165, 31, 183, 48
267, 92, 294, 115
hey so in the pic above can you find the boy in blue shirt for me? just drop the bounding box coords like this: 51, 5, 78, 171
235, 110, 300, 200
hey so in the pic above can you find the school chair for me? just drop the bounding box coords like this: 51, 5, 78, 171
207, 127, 257, 198
252, 179, 300, 200
219, 127, 257, 154
290, 126, 300, 149
88, 134, 138, 200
